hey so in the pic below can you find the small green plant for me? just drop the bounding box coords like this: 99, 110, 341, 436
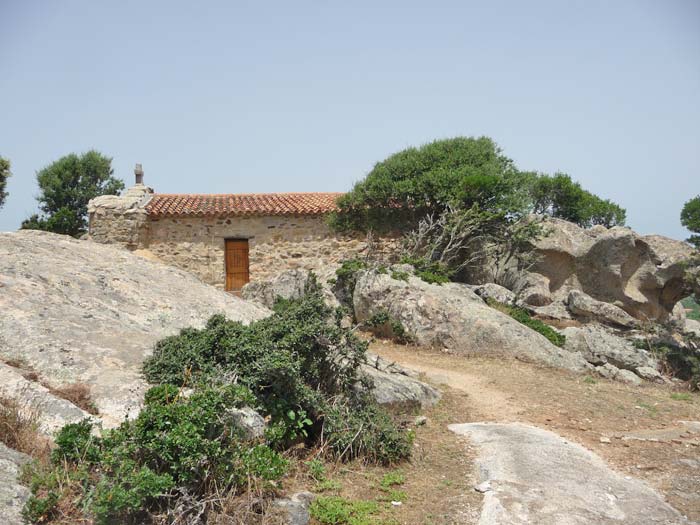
486, 299, 566, 347
310, 496, 380, 525
387, 489, 407, 502
400, 256, 452, 284
380, 470, 405, 490
583, 376, 597, 385
315, 479, 343, 492
365, 310, 412, 344
305, 457, 327, 481
670, 392, 693, 401
390, 269, 410, 281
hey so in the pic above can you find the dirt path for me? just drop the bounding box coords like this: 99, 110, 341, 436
370, 340, 700, 523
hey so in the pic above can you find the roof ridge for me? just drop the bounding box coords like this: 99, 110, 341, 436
144, 192, 343, 218
151, 191, 344, 197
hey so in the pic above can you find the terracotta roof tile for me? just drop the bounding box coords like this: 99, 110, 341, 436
145, 192, 343, 218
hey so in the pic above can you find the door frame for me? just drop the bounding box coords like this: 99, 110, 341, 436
224, 237, 250, 293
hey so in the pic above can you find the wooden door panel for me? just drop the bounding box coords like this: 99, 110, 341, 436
225, 239, 249, 292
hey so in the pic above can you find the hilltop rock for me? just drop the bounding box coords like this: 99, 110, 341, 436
0, 230, 270, 428
353, 270, 588, 372
522, 218, 694, 322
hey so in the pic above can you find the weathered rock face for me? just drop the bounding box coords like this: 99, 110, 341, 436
0, 231, 270, 428
0, 444, 30, 525
566, 290, 639, 328
226, 407, 267, 441
523, 218, 694, 322
360, 354, 441, 411
353, 271, 588, 372
470, 282, 516, 305
562, 325, 661, 381
241, 268, 340, 309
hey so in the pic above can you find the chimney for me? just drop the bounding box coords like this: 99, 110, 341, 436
134, 163, 144, 185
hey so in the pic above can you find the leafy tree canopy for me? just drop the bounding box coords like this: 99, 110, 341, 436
21, 150, 124, 237
0, 156, 10, 210
529, 172, 626, 228
330, 137, 626, 232
681, 195, 700, 249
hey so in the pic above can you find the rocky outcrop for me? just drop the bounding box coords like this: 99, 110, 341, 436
521, 218, 694, 322
566, 290, 639, 328
360, 354, 441, 411
272, 491, 315, 525
0, 231, 269, 428
470, 282, 515, 305
562, 325, 662, 381
0, 443, 30, 525
241, 268, 340, 309
226, 407, 267, 441
353, 271, 588, 372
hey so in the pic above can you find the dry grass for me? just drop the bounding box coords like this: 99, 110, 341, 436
0, 395, 51, 459
1, 357, 98, 415
48, 383, 98, 415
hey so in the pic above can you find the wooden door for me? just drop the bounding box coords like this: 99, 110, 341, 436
225, 239, 249, 292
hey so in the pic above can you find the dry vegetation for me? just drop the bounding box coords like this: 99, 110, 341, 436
0, 396, 50, 459
1, 357, 98, 414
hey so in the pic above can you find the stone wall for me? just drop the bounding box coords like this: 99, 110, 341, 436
87, 186, 152, 250
145, 215, 399, 287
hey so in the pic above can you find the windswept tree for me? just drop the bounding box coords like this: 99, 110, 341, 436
0, 156, 10, 209
21, 151, 124, 237
681, 195, 700, 250
330, 137, 627, 283
529, 172, 626, 228
329, 136, 626, 233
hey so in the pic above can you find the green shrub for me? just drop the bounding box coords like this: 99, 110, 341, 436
365, 309, 412, 344
51, 419, 100, 464
323, 400, 413, 464
400, 256, 452, 284
334, 258, 368, 309
26, 383, 286, 524
25, 279, 413, 523
665, 345, 700, 390
143, 282, 373, 447
486, 299, 566, 347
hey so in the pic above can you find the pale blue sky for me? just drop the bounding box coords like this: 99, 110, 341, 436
1, 0, 698, 239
